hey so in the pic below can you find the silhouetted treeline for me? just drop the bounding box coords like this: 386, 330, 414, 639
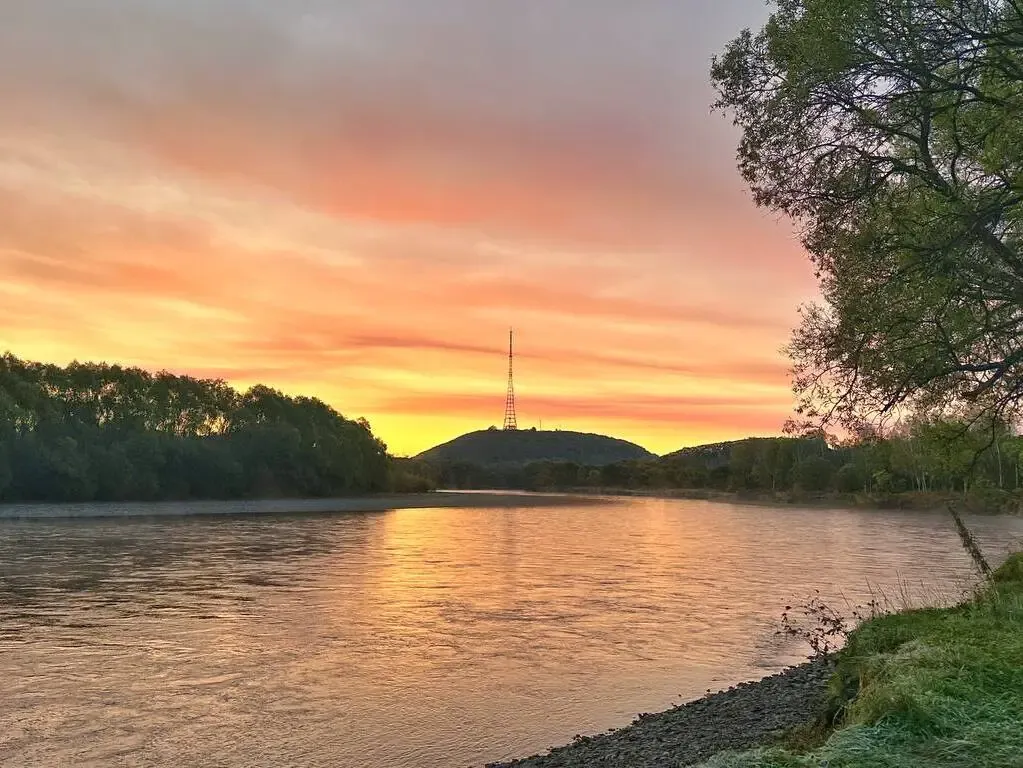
418, 427, 652, 466
404, 422, 1023, 500
0, 354, 389, 501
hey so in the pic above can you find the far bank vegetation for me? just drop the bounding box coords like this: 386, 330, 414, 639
404, 416, 1023, 512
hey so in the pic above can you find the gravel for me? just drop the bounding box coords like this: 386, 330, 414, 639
485, 659, 834, 768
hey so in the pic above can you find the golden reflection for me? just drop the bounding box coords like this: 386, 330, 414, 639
2, 501, 1013, 768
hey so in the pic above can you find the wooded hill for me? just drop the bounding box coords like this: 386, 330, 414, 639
416, 428, 654, 467
407, 422, 1023, 503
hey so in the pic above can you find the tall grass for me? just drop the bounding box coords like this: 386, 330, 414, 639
701, 552, 1023, 768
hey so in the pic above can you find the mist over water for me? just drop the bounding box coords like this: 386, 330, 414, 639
2, 498, 1021, 768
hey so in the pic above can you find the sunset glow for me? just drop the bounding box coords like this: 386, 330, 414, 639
0, 1, 817, 456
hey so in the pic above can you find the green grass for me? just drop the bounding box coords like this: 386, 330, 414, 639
701, 553, 1023, 768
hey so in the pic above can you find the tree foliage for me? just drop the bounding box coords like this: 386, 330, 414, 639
712, 0, 1023, 427
417, 426, 1023, 500
0, 354, 390, 501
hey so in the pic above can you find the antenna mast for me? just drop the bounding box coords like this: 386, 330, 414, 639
503, 328, 518, 430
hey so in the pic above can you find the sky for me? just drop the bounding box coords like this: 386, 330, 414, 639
0, 0, 817, 457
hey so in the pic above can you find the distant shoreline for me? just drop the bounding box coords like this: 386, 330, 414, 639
0, 491, 609, 520
4, 487, 1013, 520
549, 486, 1022, 515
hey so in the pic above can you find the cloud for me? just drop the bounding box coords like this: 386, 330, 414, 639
0, 1, 785, 249
0, 0, 815, 455
379, 390, 789, 414
372, 390, 791, 444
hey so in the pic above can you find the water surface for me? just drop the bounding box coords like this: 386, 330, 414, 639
2, 497, 1021, 767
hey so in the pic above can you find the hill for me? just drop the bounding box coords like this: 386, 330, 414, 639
662, 437, 789, 468
661, 439, 745, 467
417, 429, 654, 467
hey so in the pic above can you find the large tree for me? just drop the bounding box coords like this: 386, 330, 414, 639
712, 0, 1023, 429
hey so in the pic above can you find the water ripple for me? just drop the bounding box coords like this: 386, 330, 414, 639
2, 499, 1021, 767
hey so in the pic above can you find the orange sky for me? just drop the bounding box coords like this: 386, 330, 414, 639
0, 1, 817, 456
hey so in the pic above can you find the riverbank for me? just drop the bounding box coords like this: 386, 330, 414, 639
487, 660, 834, 768
0, 490, 608, 520
490, 552, 1023, 768
11, 486, 1014, 520
565, 486, 1023, 514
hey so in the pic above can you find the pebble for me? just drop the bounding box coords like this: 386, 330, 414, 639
485, 659, 833, 768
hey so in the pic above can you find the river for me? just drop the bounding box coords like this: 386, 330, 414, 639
2, 496, 1021, 767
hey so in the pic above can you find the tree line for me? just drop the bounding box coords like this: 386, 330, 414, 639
404, 417, 1023, 502
7, 352, 1019, 505
0, 354, 390, 502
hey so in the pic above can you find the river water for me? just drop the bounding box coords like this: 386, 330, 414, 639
2, 496, 1021, 768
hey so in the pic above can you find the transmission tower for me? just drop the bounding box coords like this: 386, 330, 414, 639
503, 328, 518, 430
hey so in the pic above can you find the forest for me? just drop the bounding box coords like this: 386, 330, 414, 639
0, 354, 390, 502
5, 351, 1022, 507
407, 417, 1023, 506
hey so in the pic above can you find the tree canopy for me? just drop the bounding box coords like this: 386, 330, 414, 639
412, 424, 1023, 502
0, 354, 390, 501
712, 0, 1023, 429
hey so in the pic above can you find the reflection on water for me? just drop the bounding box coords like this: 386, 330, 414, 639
2, 499, 1022, 767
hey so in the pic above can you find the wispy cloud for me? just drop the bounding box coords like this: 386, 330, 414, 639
0, 0, 815, 454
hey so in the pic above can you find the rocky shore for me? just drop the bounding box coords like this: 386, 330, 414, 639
487, 659, 833, 768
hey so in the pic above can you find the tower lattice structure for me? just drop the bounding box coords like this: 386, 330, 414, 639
503, 328, 518, 430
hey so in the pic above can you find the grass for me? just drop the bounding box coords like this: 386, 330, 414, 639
700, 552, 1023, 768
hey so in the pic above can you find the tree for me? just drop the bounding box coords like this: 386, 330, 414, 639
712, 0, 1023, 428
0, 439, 11, 498
729, 440, 758, 488
834, 462, 867, 492
753, 439, 781, 489
794, 456, 835, 491
0, 353, 393, 501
